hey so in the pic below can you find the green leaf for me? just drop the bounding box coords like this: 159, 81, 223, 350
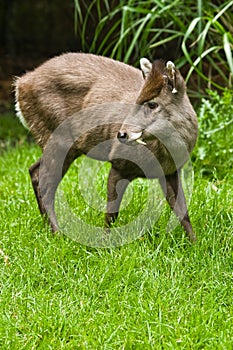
223, 32, 233, 76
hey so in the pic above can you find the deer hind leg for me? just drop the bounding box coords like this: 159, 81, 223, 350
29, 151, 80, 233
29, 157, 64, 233
159, 170, 197, 242
105, 167, 132, 227
29, 158, 47, 215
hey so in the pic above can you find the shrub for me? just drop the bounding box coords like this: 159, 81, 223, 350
74, 0, 233, 96
194, 89, 233, 178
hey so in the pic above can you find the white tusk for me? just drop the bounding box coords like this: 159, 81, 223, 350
135, 138, 146, 145
129, 131, 143, 141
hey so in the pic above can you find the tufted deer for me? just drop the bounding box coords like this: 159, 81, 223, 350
15, 53, 198, 242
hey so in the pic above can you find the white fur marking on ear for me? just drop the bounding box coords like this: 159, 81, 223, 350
166, 61, 178, 94
140, 58, 152, 78
166, 61, 175, 69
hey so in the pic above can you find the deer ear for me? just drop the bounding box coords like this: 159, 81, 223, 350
164, 61, 178, 94
140, 58, 152, 79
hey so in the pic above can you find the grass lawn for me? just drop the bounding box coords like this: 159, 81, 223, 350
0, 106, 233, 349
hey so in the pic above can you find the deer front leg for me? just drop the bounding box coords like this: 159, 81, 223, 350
159, 170, 197, 242
105, 167, 132, 226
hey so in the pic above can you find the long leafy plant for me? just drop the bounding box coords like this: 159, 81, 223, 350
74, 0, 233, 96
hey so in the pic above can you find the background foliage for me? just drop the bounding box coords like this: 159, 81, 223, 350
193, 89, 233, 177
75, 0, 233, 98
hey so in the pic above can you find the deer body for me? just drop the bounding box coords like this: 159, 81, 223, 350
15, 53, 198, 242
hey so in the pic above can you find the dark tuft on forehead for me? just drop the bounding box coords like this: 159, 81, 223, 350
152, 59, 165, 73
136, 60, 165, 105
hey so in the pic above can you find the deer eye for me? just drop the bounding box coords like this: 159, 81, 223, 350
147, 101, 158, 109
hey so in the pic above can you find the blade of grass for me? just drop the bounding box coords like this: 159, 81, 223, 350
206, 54, 230, 84
223, 32, 233, 77
74, 0, 84, 36
149, 33, 182, 49
185, 46, 225, 90
95, 19, 123, 55
124, 12, 152, 62
81, 1, 98, 51
213, 0, 233, 23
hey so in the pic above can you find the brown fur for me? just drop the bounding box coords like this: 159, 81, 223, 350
136, 60, 165, 104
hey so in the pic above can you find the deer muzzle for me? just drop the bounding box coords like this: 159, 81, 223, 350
117, 130, 146, 145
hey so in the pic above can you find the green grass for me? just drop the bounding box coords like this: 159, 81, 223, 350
0, 97, 233, 349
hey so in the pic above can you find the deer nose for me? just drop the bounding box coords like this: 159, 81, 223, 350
117, 131, 128, 143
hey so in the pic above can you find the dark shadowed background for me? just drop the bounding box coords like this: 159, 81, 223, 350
0, 0, 232, 112
0, 0, 78, 111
